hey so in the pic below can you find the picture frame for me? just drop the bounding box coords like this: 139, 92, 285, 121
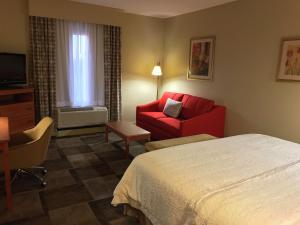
278, 39, 300, 81
187, 37, 215, 80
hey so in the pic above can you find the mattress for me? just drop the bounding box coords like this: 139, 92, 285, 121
112, 134, 300, 225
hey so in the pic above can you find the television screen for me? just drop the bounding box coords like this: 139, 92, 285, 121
0, 53, 26, 85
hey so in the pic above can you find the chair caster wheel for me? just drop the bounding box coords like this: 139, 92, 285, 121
42, 169, 48, 175
41, 181, 47, 187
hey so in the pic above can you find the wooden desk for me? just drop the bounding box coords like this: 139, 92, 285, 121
0, 88, 35, 134
105, 121, 151, 158
0, 117, 12, 209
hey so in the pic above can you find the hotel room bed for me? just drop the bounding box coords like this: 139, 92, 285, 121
112, 134, 300, 225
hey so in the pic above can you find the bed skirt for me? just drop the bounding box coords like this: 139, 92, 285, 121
124, 204, 154, 225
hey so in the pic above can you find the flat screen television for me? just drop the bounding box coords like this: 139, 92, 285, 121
0, 53, 27, 85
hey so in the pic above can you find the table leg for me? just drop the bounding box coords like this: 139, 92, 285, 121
124, 139, 129, 158
1, 142, 12, 209
105, 126, 109, 143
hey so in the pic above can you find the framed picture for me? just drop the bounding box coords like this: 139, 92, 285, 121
187, 37, 215, 80
278, 39, 300, 81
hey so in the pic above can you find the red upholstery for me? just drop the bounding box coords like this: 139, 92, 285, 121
138, 112, 181, 136
137, 121, 175, 140
181, 106, 226, 138
136, 100, 160, 121
158, 92, 184, 111
139, 112, 167, 124
136, 91, 226, 140
155, 117, 181, 137
180, 94, 214, 119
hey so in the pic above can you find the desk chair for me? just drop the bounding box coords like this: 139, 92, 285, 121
0, 117, 54, 187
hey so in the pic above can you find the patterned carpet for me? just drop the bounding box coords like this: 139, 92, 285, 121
0, 132, 146, 225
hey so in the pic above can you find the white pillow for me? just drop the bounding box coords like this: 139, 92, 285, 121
163, 98, 183, 118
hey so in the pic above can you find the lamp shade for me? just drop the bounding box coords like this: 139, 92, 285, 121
0, 117, 9, 142
152, 64, 162, 76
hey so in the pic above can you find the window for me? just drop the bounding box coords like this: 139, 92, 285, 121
56, 21, 104, 108
71, 34, 91, 107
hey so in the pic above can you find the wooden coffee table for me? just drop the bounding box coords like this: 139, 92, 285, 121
105, 121, 151, 158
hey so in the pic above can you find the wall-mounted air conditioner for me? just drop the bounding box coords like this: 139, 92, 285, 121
57, 106, 108, 129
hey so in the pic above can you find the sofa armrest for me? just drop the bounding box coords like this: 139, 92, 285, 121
137, 100, 160, 113
181, 105, 226, 138
136, 100, 160, 121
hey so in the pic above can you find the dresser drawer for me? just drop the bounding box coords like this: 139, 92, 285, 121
0, 87, 35, 133
9, 114, 35, 133
0, 102, 34, 117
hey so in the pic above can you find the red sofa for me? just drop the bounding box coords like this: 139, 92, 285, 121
136, 92, 226, 140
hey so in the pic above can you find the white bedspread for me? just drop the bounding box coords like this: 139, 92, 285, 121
112, 134, 300, 225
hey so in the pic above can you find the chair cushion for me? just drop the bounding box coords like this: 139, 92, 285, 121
158, 92, 184, 111
155, 117, 181, 136
163, 98, 183, 118
180, 94, 214, 119
139, 112, 167, 124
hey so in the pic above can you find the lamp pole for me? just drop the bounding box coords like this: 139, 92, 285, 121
156, 75, 160, 100
152, 62, 162, 100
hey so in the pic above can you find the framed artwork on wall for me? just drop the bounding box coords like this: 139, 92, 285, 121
278, 39, 300, 81
187, 37, 215, 80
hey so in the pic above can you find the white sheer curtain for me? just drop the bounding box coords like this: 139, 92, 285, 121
56, 20, 104, 107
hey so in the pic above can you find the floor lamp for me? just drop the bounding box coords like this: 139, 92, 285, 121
152, 62, 162, 100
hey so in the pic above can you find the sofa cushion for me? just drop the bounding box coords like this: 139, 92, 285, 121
158, 92, 184, 111
163, 98, 183, 118
155, 117, 181, 136
139, 112, 167, 124
180, 94, 214, 119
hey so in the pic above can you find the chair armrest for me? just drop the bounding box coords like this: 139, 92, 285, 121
1, 140, 43, 170
9, 132, 33, 147
181, 106, 226, 137
136, 100, 160, 114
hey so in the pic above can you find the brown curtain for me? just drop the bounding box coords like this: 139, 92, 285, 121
103, 25, 122, 121
29, 16, 57, 122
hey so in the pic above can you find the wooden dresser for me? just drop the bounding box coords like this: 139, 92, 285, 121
0, 87, 35, 133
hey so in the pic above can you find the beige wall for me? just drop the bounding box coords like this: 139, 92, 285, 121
0, 0, 164, 122
0, 0, 28, 53
162, 0, 300, 143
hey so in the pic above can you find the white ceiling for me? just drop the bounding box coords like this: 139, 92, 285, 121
70, 0, 238, 18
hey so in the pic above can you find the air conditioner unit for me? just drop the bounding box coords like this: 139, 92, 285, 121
57, 106, 108, 129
